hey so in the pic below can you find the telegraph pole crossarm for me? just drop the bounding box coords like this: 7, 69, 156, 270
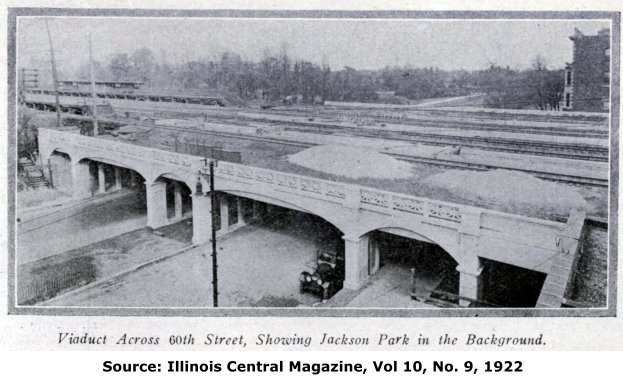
88, 32, 99, 136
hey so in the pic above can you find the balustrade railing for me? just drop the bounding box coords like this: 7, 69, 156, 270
215, 161, 468, 224
41, 128, 565, 230
41, 128, 204, 170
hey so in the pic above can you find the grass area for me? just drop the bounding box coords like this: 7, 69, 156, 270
18, 256, 97, 305
17, 226, 187, 305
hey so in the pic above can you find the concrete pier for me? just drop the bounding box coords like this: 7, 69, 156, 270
146, 181, 168, 229
192, 193, 213, 245
97, 162, 106, 194
343, 234, 370, 290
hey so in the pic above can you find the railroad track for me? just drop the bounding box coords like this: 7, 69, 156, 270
135, 120, 610, 187
102, 102, 610, 162
25, 92, 609, 138
388, 153, 608, 187
318, 103, 609, 124
25, 108, 609, 188
262, 108, 609, 138
108, 99, 610, 139
281, 124, 609, 162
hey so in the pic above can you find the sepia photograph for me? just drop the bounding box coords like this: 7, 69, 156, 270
7, 9, 618, 316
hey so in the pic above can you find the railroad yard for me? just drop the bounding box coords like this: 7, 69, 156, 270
23, 91, 610, 218
14, 86, 611, 311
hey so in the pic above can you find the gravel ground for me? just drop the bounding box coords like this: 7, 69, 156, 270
425, 169, 589, 217
288, 144, 414, 179
568, 222, 608, 307
574, 185, 609, 220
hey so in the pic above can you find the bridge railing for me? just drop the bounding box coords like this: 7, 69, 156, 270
40, 128, 206, 172
40, 128, 567, 234
215, 161, 567, 233
216, 161, 493, 227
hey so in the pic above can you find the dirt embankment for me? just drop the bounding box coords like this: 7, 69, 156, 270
288, 144, 414, 180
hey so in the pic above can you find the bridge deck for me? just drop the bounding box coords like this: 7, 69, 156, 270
95, 125, 606, 222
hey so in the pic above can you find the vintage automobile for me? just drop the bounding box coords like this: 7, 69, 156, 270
299, 250, 345, 301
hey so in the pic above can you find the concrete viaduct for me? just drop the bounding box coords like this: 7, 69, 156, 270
38, 128, 583, 307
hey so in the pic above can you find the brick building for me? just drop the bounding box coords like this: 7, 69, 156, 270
562, 28, 610, 112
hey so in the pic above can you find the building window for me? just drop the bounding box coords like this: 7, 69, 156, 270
606, 48, 610, 57
566, 71, 572, 86
565, 93, 571, 108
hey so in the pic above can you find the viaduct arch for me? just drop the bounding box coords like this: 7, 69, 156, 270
37, 128, 579, 306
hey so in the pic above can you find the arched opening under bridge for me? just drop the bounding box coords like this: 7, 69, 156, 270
345, 229, 460, 308
194, 189, 346, 307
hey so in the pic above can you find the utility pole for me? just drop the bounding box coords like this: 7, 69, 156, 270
88, 32, 99, 136
209, 160, 219, 307
44, 19, 62, 129
19, 68, 26, 105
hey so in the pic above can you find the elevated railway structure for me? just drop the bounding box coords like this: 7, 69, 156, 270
23, 91, 609, 162
26, 88, 227, 107
24, 88, 609, 129
38, 128, 588, 308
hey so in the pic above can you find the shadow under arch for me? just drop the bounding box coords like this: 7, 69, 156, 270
47, 148, 72, 161
151, 172, 195, 193
42, 147, 73, 163
216, 188, 346, 236
75, 155, 148, 182
352, 224, 462, 267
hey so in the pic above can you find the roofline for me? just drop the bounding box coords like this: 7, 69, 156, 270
58, 80, 146, 85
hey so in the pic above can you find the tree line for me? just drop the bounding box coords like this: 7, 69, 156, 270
77, 47, 564, 110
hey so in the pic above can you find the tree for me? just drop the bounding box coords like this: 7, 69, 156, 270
177, 61, 212, 89
527, 56, 564, 110
544, 71, 564, 111
76, 60, 109, 81
278, 42, 291, 97
320, 64, 331, 101
108, 53, 131, 80
131, 48, 156, 83
69, 46, 563, 108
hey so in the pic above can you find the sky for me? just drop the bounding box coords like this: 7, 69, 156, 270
17, 17, 610, 80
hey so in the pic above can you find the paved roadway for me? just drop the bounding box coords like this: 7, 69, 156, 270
45, 209, 442, 309
16, 190, 147, 264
